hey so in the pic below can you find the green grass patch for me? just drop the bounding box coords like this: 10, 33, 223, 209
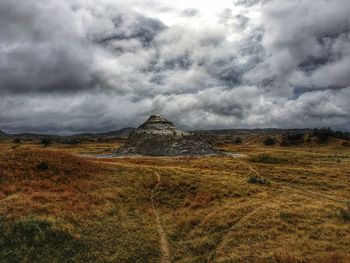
250, 154, 289, 164
0, 218, 82, 263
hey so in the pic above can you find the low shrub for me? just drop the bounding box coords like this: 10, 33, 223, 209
41, 138, 52, 147
13, 138, 21, 144
281, 133, 304, 146
36, 161, 49, 172
311, 127, 349, 143
233, 137, 243, 144
279, 212, 299, 224
339, 202, 350, 222
250, 154, 287, 164
342, 142, 350, 147
264, 137, 277, 146
248, 176, 271, 185
59, 138, 81, 145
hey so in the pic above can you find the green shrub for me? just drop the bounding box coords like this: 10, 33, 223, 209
281, 133, 304, 146
13, 138, 21, 144
339, 203, 350, 222
311, 127, 350, 142
250, 154, 287, 164
41, 138, 52, 147
36, 161, 49, 172
264, 137, 277, 146
279, 212, 298, 224
339, 209, 350, 222
233, 137, 243, 144
248, 176, 271, 185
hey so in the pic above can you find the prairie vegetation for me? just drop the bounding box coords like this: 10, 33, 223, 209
0, 136, 349, 262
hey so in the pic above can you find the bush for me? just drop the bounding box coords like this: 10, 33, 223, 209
264, 137, 277, 146
339, 202, 350, 222
279, 212, 297, 224
339, 208, 350, 222
36, 162, 49, 172
13, 138, 21, 144
342, 142, 350, 147
281, 133, 304, 146
311, 127, 350, 143
41, 138, 51, 147
233, 137, 243, 144
248, 176, 270, 185
250, 154, 287, 164
59, 138, 81, 145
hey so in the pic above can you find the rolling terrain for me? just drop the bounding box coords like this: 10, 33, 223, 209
0, 135, 349, 262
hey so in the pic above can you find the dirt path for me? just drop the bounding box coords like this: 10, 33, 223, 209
213, 159, 346, 261
213, 191, 282, 261
187, 204, 232, 238
214, 202, 272, 261
239, 160, 348, 204
106, 160, 347, 205
104, 160, 347, 205
150, 170, 171, 263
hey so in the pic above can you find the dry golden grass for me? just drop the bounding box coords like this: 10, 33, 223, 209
0, 137, 349, 262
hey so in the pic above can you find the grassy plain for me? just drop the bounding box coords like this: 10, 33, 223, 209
0, 137, 349, 262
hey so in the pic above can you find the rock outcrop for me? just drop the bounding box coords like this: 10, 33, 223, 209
116, 115, 218, 156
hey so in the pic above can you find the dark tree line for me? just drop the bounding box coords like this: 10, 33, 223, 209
311, 127, 349, 143
281, 133, 305, 146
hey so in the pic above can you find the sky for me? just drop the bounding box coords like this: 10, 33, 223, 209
0, 0, 349, 134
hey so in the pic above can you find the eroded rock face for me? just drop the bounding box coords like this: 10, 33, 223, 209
116, 115, 218, 156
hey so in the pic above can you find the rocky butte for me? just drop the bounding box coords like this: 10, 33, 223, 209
116, 115, 218, 156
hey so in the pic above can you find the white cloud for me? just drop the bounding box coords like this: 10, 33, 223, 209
0, 0, 349, 133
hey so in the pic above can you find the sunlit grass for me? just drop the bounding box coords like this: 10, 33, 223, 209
0, 138, 349, 262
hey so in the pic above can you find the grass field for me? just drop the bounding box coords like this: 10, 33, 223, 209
0, 138, 349, 262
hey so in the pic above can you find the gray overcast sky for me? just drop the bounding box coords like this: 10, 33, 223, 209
0, 0, 349, 134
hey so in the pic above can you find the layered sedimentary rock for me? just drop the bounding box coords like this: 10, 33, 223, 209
116, 115, 217, 156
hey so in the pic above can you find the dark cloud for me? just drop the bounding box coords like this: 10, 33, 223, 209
180, 8, 200, 17
0, 0, 349, 134
233, 0, 268, 7
254, 0, 350, 91
97, 14, 167, 48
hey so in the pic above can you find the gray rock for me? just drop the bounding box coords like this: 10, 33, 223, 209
116, 115, 218, 156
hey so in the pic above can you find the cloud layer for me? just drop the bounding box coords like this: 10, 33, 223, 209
0, 0, 349, 133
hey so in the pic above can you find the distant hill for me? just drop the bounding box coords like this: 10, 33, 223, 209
8, 133, 59, 139
193, 128, 313, 136
3, 127, 316, 140
73, 127, 135, 138
6, 127, 136, 140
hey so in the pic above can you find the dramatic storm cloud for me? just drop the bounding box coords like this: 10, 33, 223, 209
0, 0, 349, 133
